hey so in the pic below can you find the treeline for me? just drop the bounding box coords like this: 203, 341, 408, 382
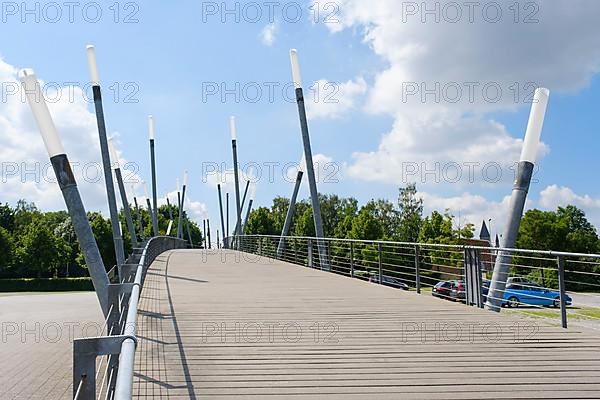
244, 185, 600, 289
245, 185, 475, 244
246, 184, 600, 253
0, 200, 202, 279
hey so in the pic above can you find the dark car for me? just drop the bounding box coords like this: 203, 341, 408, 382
432, 280, 465, 301
370, 275, 409, 290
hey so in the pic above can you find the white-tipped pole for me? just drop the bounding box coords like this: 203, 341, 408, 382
176, 178, 180, 192
183, 170, 189, 186
289, 49, 302, 89
289, 48, 328, 270
107, 137, 119, 170
20, 70, 66, 157
148, 115, 155, 140
249, 181, 257, 200
520, 88, 550, 163
486, 87, 551, 313
86, 45, 100, 86
20, 68, 110, 318
229, 116, 237, 140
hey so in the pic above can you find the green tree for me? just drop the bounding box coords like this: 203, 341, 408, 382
349, 202, 384, 240
16, 221, 66, 278
292, 203, 315, 237
0, 203, 15, 231
270, 197, 290, 234
245, 207, 276, 235
397, 184, 423, 242
0, 227, 15, 277
84, 212, 116, 270
516, 206, 599, 289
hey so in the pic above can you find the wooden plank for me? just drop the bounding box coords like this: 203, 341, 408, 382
133, 249, 600, 399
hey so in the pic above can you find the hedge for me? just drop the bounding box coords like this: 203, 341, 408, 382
0, 278, 93, 292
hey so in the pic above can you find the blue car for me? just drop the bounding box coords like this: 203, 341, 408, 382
502, 282, 572, 308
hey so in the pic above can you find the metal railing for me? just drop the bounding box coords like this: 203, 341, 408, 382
233, 234, 600, 330
73, 236, 187, 400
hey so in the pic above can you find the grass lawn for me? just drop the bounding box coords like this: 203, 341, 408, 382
508, 306, 600, 322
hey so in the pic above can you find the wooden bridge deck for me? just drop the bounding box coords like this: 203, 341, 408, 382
132, 249, 600, 399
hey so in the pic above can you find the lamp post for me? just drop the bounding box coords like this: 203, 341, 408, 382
177, 171, 188, 239
233, 179, 250, 237
207, 219, 212, 249
226, 193, 230, 247
277, 164, 304, 259
242, 182, 256, 235
218, 184, 226, 248
143, 182, 153, 235
185, 218, 193, 247
108, 137, 137, 248
217, 230, 220, 249
131, 185, 145, 242
166, 196, 174, 236
21, 70, 110, 316
86, 45, 125, 270
289, 49, 328, 270
230, 116, 243, 250
176, 178, 181, 238
148, 115, 159, 236
166, 197, 174, 220
203, 219, 207, 248
486, 88, 550, 312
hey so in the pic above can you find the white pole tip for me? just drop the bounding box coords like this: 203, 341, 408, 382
289, 49, 302, 89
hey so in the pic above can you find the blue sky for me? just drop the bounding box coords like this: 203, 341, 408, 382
1, 0, 600, 241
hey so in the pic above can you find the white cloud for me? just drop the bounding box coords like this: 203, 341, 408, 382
418, 190, 541, 242
186, 200, 209, 222
306, 77, 367, 120
260, 21, 278, 46
320, 0, 600, 186
539, 185, 600, 227
345, 114, 549, 188
299, 153, 339, 186
420, 191, 511, 234
205, 168, 256, 194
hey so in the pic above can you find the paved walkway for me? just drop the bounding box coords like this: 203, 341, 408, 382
0, 292, 103, 399
133, 249, 600, 399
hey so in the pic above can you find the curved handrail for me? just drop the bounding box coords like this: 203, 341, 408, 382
228, 234, 600, 259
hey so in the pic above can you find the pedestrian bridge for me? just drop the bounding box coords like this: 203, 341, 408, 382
3, 245, 600, 399
128, 248, 600, 399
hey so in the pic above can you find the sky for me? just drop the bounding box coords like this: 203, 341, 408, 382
1, 0, 600, 243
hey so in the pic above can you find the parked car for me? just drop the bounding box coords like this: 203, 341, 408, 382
432, 280, 465, 301
370, 275, 409, 290
482, 279, 544, 303
503, 283, 572, 308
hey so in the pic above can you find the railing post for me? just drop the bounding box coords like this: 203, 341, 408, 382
414, 245, 421, 294
294, 238, 298, 264
350, 241, 354, 278
557, 256, 568, 329
378, 242, 383, 284
258, 237, 262, 256
308, 239, 313, 268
